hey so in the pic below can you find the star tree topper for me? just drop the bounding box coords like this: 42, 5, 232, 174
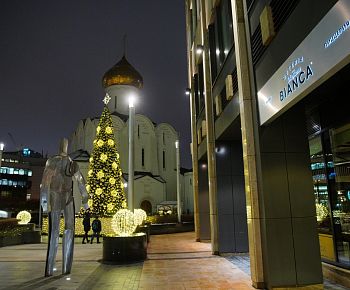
103, 93, 111, 105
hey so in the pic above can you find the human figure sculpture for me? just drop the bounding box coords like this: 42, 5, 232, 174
40, 138, 89, 276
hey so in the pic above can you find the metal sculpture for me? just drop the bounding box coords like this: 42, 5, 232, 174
40, 138, 88, 276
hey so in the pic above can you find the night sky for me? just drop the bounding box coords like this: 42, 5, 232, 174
0, 0, 192, 168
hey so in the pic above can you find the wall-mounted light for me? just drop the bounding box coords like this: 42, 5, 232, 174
196, 44, 204, 55
185, 88, 191, 96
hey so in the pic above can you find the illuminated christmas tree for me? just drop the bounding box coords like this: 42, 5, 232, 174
86, 96, 126, 217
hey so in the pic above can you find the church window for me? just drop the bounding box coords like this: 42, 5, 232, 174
163, 151, 166, 169
142, 148, 145, 167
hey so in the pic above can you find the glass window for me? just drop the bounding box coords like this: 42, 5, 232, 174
142, 148, 145, 167
8, 167, 14, 174
13, 168, 19, 175
329, 124, 350, 266
208, 0, 234, 82
163, 151, 166, 170
198, 62, 205, 113
19, 169, 24, 175
28, 170, 32, 177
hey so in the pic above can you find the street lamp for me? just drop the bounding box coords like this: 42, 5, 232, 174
185, 88, 191, 96
0, 143, 4, 169
128, 94, 136, 211
196, 44, 204, 55
175, 140, 181, 223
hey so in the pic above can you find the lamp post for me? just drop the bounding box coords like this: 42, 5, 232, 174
0, 143, 4, 169
128, 96, 135, 211
175, 140, 181, 223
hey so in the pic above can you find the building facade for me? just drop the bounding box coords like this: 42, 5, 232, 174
70, 56, 194, 215
185, 0, 350, 288
0, 149, 46, 211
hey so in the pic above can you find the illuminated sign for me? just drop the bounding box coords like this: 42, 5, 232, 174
258, 0, 350, 125
324, 20, 350, 49
23, 148, 31, 156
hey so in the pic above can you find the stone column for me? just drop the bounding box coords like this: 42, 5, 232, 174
200, 0, 219, 254
231, 1, 323, 288
185, 0, 200, 242
230, 0, 265, 287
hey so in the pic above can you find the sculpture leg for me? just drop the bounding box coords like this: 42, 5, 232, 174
62, 201, 75, 275
45, 211, 61, 277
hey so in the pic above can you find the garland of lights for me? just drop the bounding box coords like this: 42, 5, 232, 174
315, 203, 329, 222
134, 209, 147, 226
111, 209, 137, 236
16, 210, 31, 224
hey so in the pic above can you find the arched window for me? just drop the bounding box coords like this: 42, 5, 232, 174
140, 200, 152, 215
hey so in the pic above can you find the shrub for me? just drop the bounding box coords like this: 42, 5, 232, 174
0, 218, 18, 231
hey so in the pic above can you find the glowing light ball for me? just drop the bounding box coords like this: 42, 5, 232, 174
111, 209, 137, 236
16, 211, 31, 224
134, 209, 147, 226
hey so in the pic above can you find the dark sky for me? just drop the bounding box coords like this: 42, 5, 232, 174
0, 0, 192, 168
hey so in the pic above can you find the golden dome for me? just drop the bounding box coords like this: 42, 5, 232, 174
102, 56, 143, 89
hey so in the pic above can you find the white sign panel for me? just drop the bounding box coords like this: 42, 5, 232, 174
258, 0, 350, 125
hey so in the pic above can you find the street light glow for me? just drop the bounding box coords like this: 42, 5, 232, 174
128, 94, 136, 108
0, 143, 4, 151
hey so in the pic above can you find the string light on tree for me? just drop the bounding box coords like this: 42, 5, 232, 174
85, 100, 126, 217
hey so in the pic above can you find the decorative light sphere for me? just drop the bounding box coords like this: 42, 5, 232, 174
111, 209, 137, 236
16, 211, 31, 225
134, 209, 147, 226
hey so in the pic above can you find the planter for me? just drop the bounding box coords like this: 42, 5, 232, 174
102, 233, 147, 264
135, 225, 150, 243
0, 235, 21, 247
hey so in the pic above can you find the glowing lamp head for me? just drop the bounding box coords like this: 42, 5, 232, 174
124, 182, 128, 188
196, 44, 204, 55
175, 140, 179, 149
134, 208, 147, 226
185, 88, 191, 96
0, 143, 4, 151
111, 209, 137, 236
128, 93, 136, 108
16, 210, 31, 224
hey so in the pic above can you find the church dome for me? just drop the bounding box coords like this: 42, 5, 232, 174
102, 56, 143, 89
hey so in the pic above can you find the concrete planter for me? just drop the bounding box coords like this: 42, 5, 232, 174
102, 233, 147, 264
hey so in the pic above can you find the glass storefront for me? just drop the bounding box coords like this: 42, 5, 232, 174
309, 121, 350, 267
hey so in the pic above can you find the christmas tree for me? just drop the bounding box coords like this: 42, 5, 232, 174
86, 102, 126, 217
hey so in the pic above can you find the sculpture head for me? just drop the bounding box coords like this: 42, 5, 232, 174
59, 138, 68, 156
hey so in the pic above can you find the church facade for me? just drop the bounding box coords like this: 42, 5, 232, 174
70, 56, 193, 215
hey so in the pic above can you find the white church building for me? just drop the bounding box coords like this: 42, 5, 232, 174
70, 55, 193, 215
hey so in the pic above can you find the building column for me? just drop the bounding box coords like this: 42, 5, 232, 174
200, 0, 219, 255
231, 0, 323, 289
230, 0, 265, 287
185, 0, 200, 242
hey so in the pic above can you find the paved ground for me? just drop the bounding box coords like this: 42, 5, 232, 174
0, 232, 348, 289
225, 254, 350, 290
0, 232, 252, 290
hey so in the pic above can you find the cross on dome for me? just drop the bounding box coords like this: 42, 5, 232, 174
103, 93, 111, 105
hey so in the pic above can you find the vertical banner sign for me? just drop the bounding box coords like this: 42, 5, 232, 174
258, 0, 350, 125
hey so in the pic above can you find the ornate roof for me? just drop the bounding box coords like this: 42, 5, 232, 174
102, 56, 143, 89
